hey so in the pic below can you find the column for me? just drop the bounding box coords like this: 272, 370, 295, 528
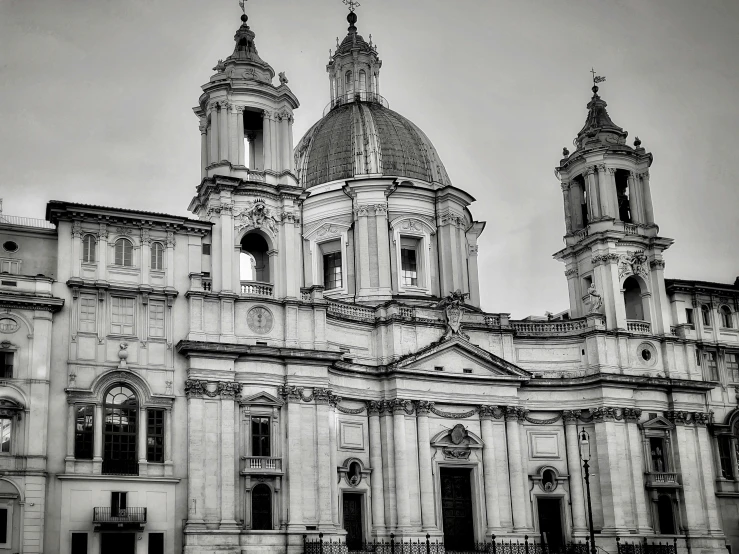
380, 403, 397, 529
287, 117, 295, 172
563, 411, 587, 533
607, 168, 620, 221
186, 393, 205, 526
639, 171, 655, 225
585, 167, 601, 219
200, 120, 208, 177
696, 416, 723, 534
480, 406, 501, 533
220, 393, 239, 528
368, 402, 387, 534
593, 409, 627, 530
316, 392, 334, 529
209, 104, 219, 164
505, 407, 528, 531
228, 103, 239, 165
71, 222, 82, 278
220, 203, 234, 292
219, 101, 229, 162
329, 397, 339, 527
140, 232, 150, 285
492, 415, 512, 528
66, 403, 76, 460
93, 403, 103, 473
138, 406, 148, 474
286, 393, 304, 528
596, 164, 612, 218
392, 400, 411, 530
561, 181, 573, 233
262, 111, 272, 170
467, 241, 481, 307
280, 112, 290, 172
627, 171, 643, 224
246, 132, 256, 170
236, 107, 245, 166
415, 401, 436, 531
164, 408, 173, 464
375, 204, 392, 293
569, 182, 583, 229
356, 205, 371, 293
97, 224, 108, 281
624, 409, 651, 532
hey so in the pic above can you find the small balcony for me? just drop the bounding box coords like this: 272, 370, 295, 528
627, 319, 651, 334
93, 507, 147, 531
645, 472, 681, 488
240, 280, 273, 297
241, 456, 283, 475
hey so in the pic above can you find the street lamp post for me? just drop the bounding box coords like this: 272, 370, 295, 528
579, 428, 597, 554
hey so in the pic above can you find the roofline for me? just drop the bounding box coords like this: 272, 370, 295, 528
665, 278, 738, 294
45, 201, 213, 228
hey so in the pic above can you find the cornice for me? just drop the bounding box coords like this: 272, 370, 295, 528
176, 340, 343, 363
0, 294, 65, 312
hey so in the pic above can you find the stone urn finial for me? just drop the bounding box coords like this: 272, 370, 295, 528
118, 342, 129, 368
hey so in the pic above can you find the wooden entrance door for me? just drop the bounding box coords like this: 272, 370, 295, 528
342, 493, 363, 550
100, 532, 136, 554
537, 498, 564, 552
441, 468, 474, 551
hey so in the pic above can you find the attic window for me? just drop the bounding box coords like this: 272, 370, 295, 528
434, 366, 444, 372
463, 368, 473, 374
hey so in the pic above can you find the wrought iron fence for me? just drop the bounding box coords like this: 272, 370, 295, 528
304, 533, 591, 554
616, 537, 678, 554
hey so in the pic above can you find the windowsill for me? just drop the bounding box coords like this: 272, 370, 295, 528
108, 265, 138, 270
397, 287, 431, 295
107, 334, 139, 341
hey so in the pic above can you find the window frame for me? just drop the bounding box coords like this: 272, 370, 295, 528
701, 305, 712, 327
0, 500, 12, 548
103, 385, 139, 476
718, 435, 735, 479
727, 352, 739, 383
400, 236, 421, 288
148, 532, 164, 554
82, 234, 96, 264
720, 306, 734, 329
391, 218, 434, 295
250, 416, 271, 457
79, 294, 97, 334
150, 242, 164, 271
322, 250, 343, 291
0, 417, 11, 454
703, 350, 719, 381
110, 296, 136, 336
148, 300, 165, 339
250, 483, 273, 530
113, 238, 134, 267
71, 532, 88, 554
0, 351, 13, 379
307, 226, 350, 297
146, 408, 165, 463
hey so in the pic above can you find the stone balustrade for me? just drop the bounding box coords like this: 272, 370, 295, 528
510, 318, 588, 336
327, 300, 375, 322
627, 319, 651, 334
241, 456, 282, 474
240, 280, 273, 297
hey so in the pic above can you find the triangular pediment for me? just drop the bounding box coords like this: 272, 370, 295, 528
239, 391, 283, 407
391, 336, 530, 380
640, 415, 674, 430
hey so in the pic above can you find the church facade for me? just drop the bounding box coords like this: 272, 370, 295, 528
0, 6, 738, 554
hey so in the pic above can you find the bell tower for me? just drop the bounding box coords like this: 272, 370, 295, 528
554, 77, 674, 334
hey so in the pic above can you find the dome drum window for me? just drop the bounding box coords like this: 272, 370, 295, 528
391, 218, 434, 295
305, 223, 350, 296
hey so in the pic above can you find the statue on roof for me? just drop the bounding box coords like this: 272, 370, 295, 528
437, 290, 470, 340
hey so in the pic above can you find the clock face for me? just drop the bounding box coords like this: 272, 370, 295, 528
247, 306, 273, 335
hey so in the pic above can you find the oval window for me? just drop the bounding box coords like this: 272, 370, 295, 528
2, 241, 18, 252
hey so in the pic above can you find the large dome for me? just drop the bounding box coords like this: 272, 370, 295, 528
294, 98, 452, 189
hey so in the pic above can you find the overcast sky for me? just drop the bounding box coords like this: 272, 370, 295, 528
1, 0, 737, 318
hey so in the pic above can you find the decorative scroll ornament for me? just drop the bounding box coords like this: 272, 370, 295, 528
234, 199, 278, 235
443, 448, 471, 460
185, 379, 241, 399
586, 283, 603, 314
437, 290, 470, 340
430, 405, 477, 419
618, 251, 649, 281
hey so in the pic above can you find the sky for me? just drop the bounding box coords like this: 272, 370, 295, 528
1, 0, 737, 318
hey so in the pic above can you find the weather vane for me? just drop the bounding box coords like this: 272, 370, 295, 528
343, 0, 360, 12
238, 0, 247, 15
590, 68, 606, 85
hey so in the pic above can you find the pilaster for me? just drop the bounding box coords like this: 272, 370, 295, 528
563, 410, 588, 533
367, 401, 387, 534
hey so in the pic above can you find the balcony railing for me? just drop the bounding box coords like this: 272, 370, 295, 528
627, 319, 651, 334
646, 471, 680, 487
0, 214, 55, 229
241, 456, 283, 474
323, 91, 389, 116
93, 507, 147, 530
327, 300, 375, 322
240, 280, 273, 297
510, 318, 589, 336
102, 459, 138, 476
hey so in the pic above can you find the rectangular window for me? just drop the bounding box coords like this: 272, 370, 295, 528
110, 297, 135, 335
74, 405, 94, 460
718, 436, 734, 479
79, 295, 97, 333
111, 492, 127, 517
728, 353, 739, 383
0, 352, 13, 379
0, 507, 7, 546
148, 533, 164, 554
649, 437, 668, 472
0, 259, 21, 274
323, 252, 342, 291
202, 244, 211, 255
82, 235, 96, 263
0, 418, 10, 453
400, 245, 418, 287
685, 308, 694, 326
251, 416, 270, 457
147, 409, 164, 463
71, 532, 88, 554
704, 351, 719, 381
148, 301, 165, 338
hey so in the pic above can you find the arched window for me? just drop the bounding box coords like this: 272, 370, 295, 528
720, 306, 733, 328
240, 232, 270, 283
359, 70, 367, 92
82, 234, 96, 263
623, 277, 645, 320
114, 239, 133, 267
657, 495, 675, 534
150, 242, 164, 271
251, 484, 272, 530
345, 71, 353, 95
103, 385, 138, 475
701, 305, 712, 327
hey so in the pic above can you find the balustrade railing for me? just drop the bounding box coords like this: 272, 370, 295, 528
323, 91, 389, 116
617, 537, 678, 554
240, 280, 273, 297
0, 214, 55, 229
647, 471, 679, 485
241, 456, 282, 472
327, 301, 375, 322
627, 320, 651, 334
624, 223, 639, 235
573, 228, 588, 242
510, 319, 588, 336
399, 307, 415, 318
93, 507, 147, 524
